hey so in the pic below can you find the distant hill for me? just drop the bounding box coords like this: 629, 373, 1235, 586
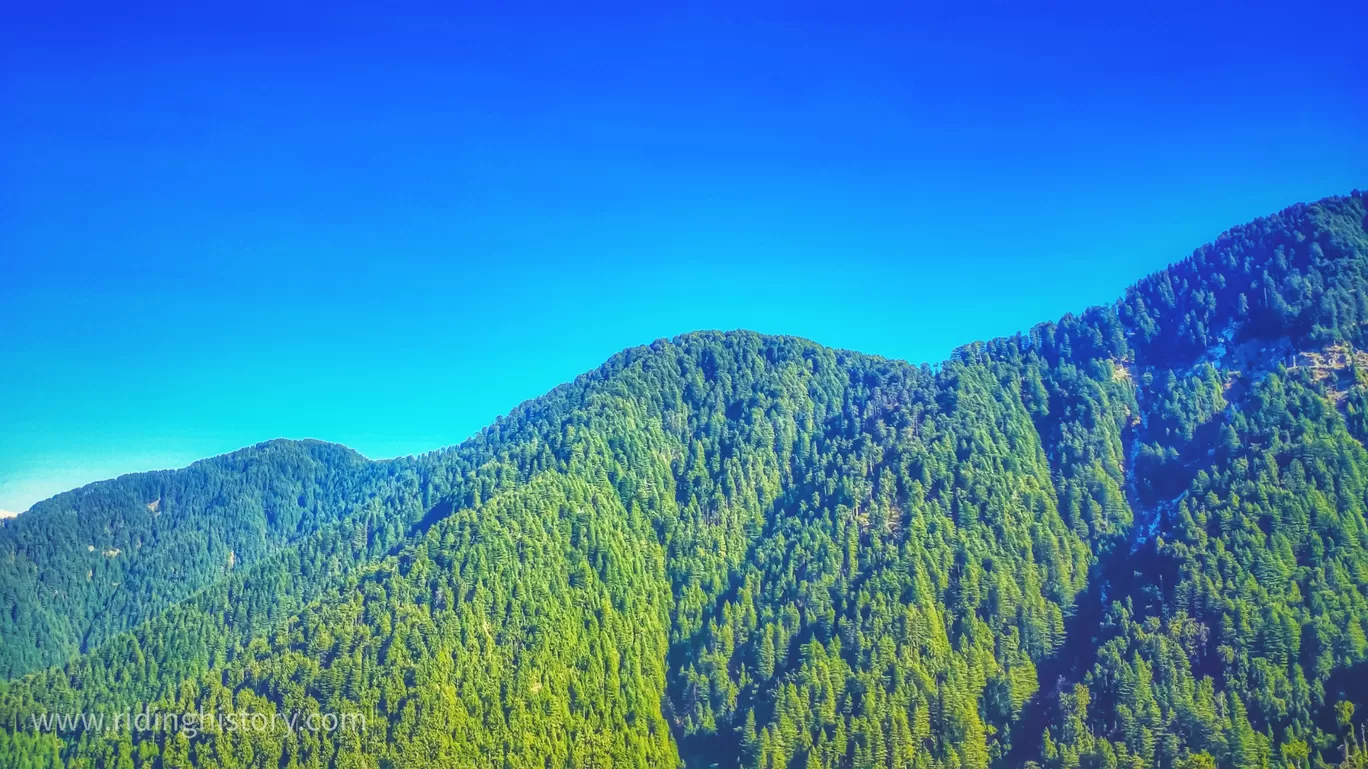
2, 192, 1366, 769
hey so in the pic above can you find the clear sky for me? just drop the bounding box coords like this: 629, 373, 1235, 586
2, 1, 1365, 514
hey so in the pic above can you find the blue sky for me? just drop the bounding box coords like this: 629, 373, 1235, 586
2, 1, 1365, 513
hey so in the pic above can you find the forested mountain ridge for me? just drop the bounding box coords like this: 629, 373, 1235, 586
0, 440, 406, 679
1, 191, 1367, 769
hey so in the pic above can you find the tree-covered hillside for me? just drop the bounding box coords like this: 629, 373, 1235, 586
0, 440, 410, 679
1, 191, 1366, 769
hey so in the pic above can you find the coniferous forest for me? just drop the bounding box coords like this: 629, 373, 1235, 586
3, 191, 1368, 768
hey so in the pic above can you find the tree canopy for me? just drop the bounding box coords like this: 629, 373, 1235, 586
2, 191, 1367, 768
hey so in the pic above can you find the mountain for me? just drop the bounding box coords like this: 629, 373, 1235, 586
0, 440, 409, 679
1, 192, 1367, 769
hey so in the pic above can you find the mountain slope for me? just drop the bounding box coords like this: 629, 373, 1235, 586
1, 191, 1366, 769
0, 440, 410, 679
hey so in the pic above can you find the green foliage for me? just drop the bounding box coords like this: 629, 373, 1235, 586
0, 440, 405, 679
1, 191, 1366, 768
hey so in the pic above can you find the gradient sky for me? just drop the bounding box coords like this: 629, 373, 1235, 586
2, 1, 1365, 514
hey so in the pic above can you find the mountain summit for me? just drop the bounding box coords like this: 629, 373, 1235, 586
2, 192, 1367, 769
